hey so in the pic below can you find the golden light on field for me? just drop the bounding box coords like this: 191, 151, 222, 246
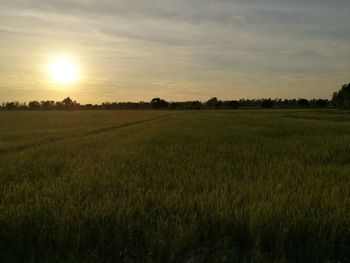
49, 59, 78, 84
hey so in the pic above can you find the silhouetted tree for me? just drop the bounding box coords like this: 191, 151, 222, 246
315, 99, 328, 108
285, 99, 297, 108
102, 102, 112, 110
151, 98, 168, 109
5, 102, 19, 110
28, 101, 41, 110
41, 100, 56, 110
0, 93, 340, 111
297, 99, 309, 108
62, 97, 73, 107
138, 101, 152, 110
216, 100, 224, 109
332, 83, 350, 109
55, 101, 64, 110
238, 99, 263, 108
223, 100, 239, 109
62, 97, 79, 110
206, 97, 219, 108
262, 99, 274, 108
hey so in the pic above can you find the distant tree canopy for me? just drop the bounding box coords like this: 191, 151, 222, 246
206, 97, 219, 108
262, 99, 274, 109
332, 83, 350, 109
223, 100, 239, 109
151, 98, 169, 109
315, 99, 328, 108
62, 97, 79, 110
2, 89, 343, 112
28, 101, 41, 110
297, 99, 309, 108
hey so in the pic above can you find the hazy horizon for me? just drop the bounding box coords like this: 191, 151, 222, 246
1, 0, 349, 103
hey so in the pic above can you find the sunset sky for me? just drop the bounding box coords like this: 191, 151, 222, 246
0, 0, 349, 103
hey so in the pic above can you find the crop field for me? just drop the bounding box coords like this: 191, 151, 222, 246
1, 110, 350, 262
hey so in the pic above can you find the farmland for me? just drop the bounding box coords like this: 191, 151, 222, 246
0, 110, 350, 262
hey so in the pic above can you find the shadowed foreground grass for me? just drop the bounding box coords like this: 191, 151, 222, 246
0, 110, 350, 262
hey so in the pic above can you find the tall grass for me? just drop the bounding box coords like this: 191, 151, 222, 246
0, 110, 350, 262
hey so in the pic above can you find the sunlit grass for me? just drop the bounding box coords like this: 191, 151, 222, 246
0, 110, 350, 262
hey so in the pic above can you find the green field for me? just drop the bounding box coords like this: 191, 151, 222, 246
1, 110, 350, 262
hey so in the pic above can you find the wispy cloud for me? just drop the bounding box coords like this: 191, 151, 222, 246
0, 0, 349, 102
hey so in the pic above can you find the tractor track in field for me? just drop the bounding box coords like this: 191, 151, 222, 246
0, 114, 171, 156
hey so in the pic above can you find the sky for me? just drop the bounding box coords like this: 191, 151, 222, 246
0, 0, 349, 103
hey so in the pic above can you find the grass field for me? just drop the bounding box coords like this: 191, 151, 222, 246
1, 110, 350, 262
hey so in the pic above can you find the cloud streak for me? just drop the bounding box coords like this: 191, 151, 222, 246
0, 0, 349, 102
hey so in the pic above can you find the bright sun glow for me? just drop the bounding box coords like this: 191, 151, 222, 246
49, 59, 77, 84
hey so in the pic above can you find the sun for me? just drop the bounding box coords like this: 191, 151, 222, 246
49, 59, 78, 84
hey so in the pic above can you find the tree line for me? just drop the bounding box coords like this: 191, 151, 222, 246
1, 83, 349, 111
